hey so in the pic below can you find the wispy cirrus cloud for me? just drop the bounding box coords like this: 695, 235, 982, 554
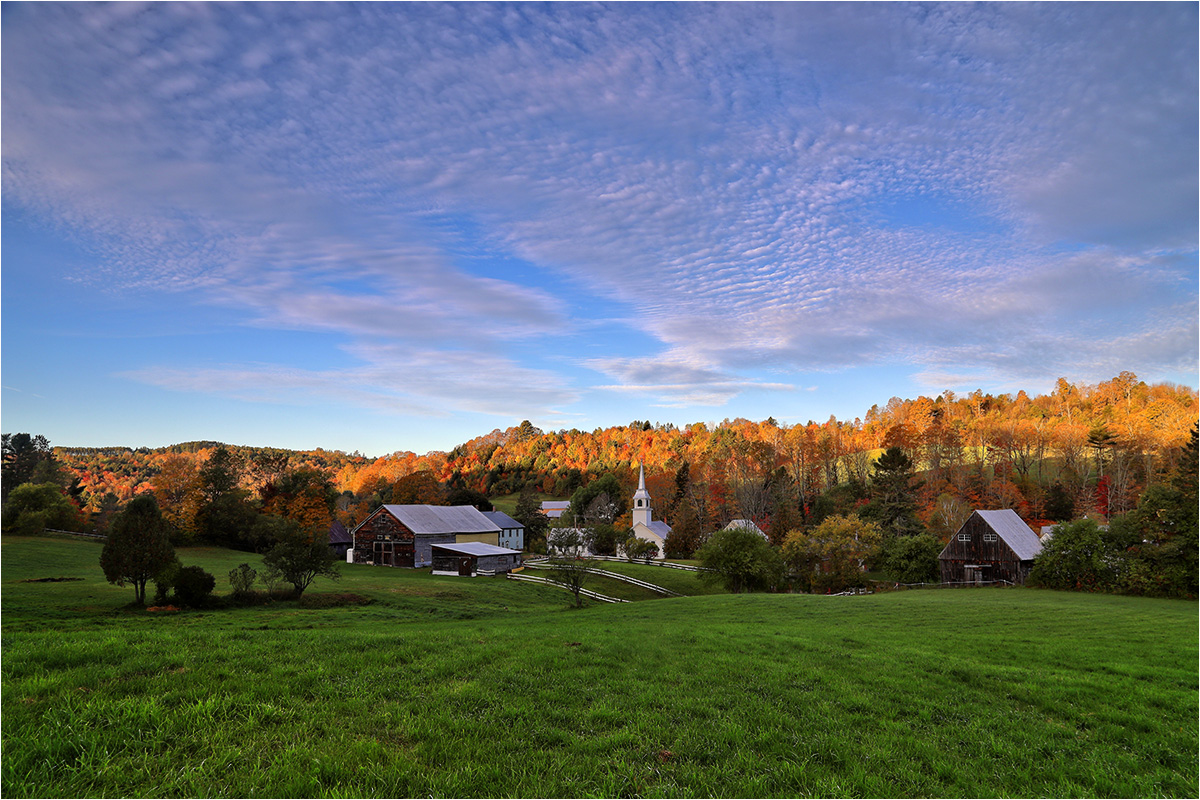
3, 0, 1195, 433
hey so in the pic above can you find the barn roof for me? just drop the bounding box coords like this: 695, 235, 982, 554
380, 504, 501, 535
976, 509, 1043, 560
431, 542, 522, 557
328, 520, 352, 545
482, 510, 524, 530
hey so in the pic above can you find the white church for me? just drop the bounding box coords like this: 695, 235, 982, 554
630, 464, 672, 558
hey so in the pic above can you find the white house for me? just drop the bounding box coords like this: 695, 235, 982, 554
629, 464, 671, 559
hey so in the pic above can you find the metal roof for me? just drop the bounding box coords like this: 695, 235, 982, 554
431, 542, 522, 557
639, 520, 671, 538
976, 509, 1043, 560
482, 510, 524, 530
380, 504, 501, 535
724, 519, 767, 538
328, 520, 352, 544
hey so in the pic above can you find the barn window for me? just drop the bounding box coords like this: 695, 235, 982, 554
983, 532, 998, 543
957, 532, 970, 542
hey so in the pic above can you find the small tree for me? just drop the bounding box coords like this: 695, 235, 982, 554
782, 515, 882, 593
261, 530, 340, 597
663, 501, 702, 558
229, 563, 258, 597
547, 527, 592, 607
513, 484, 549, 551
621, 535, 659, 561
100, 495, 176, 605
696, 526, 784, 593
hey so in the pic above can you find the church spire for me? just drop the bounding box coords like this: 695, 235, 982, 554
632, 462, 651, 528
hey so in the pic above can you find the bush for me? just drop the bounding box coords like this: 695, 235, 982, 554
174, 565, 216, 607
153, 558, 182, 605
228, 563, 257, 597
697, 527, 785, 593
876, 533, 942, 584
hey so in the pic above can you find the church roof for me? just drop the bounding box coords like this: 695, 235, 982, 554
635, 520, 671, 538
632, 462, 650, 501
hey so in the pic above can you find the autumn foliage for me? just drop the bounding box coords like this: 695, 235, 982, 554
44, 374, 1197, 547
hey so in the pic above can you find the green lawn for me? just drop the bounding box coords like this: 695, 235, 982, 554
3, 535, 1196, 798
488, 491, 564, 517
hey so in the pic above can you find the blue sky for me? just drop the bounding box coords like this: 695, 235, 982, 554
2, 2, 1197, 457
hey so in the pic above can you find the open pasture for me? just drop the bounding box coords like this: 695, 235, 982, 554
2, 535, 1196, 798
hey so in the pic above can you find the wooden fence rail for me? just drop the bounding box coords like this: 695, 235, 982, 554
505, 572, 629, 603
522, 563, 683, 597
42, 528, 106, 541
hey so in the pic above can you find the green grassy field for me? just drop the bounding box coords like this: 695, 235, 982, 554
2, 535, 1196, 798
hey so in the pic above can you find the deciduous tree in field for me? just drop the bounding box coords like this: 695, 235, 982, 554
697, 525, 784, 593
782, 514, 882, 593
100, 495, 176, 605
1, 482, 84, 536
261, 528, 340, 597
512, 484, 549, 551
547, 526, 593, 607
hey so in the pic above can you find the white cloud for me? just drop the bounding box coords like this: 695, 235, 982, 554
3, 1, 1195, 422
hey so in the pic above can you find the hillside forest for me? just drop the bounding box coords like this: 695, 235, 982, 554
3, 373, 1197, 594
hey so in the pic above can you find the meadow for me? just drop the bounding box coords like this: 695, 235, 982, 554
2, 535, 1196, 798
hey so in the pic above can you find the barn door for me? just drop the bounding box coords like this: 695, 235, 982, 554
459, 557, 473, 576
374, 541, 394, 566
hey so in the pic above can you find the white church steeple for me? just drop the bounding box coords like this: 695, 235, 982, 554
632, 462, 652, 528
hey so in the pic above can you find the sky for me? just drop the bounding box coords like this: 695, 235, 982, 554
2, 1, 1197, 457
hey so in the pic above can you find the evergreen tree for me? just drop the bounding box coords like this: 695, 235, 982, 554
513, 484, 549, 551
861, 447, 924, 535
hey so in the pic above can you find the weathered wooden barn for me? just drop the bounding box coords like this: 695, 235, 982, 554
328, 520, 352, 558
350, 505, 502, 568
938, 509, 1044, 585
430, 542, 522, 576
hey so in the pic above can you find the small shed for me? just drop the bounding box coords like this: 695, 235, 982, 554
939, 509, 1043, 586
482, 510, 525, 551
328, 520, 352, 558
430, 542, 522, 577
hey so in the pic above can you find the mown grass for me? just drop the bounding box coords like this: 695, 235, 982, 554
2, 536, 1196, 798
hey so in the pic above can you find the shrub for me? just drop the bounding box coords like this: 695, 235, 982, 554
228, 563, 257, 597
174, 565, 216, 607
876, 533, 942, 584
153, 558, 182, 605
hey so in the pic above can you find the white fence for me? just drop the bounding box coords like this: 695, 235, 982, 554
522, 563, 683, 597
506, 572, 628, 603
